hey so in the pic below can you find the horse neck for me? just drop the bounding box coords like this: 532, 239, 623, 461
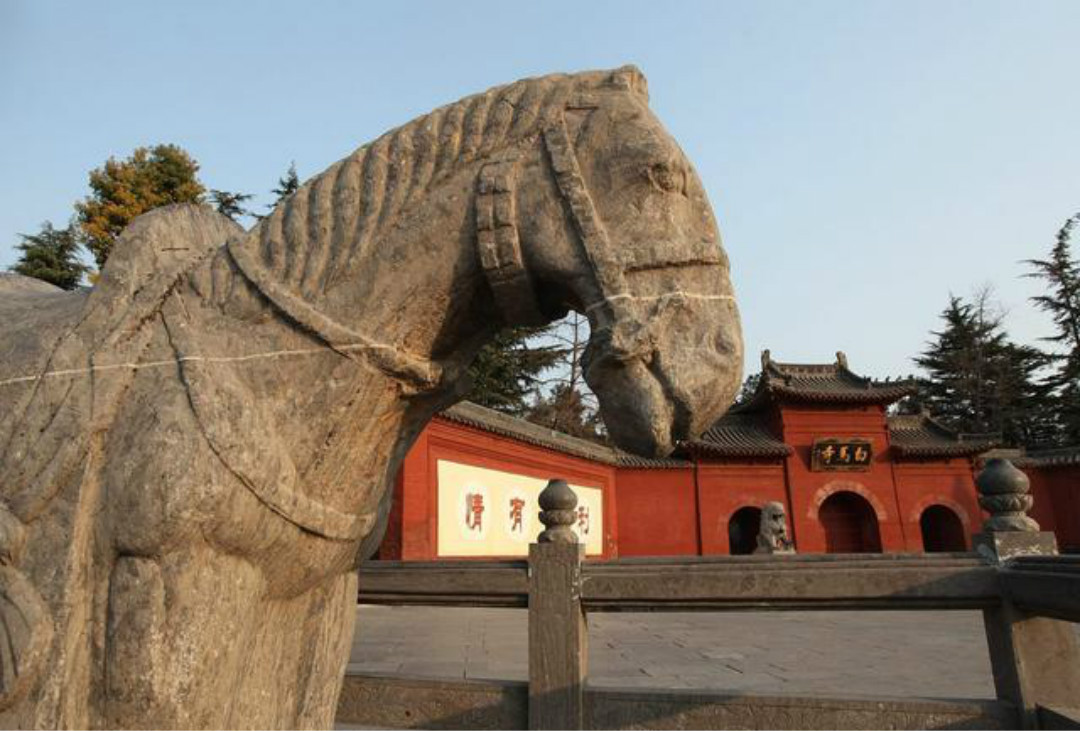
209, 160, 502, 423
182, 241, 465, 526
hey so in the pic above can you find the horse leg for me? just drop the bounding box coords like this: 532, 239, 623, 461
225, 571, 358, 729
104, 548, 264, 728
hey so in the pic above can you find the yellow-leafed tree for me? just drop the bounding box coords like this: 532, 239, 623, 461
76, 144, 205, 267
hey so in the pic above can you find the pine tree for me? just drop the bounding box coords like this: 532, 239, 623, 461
1024, 212, 1080, 443
465, 324, 563, 415
989, 341, 1055, 447
269, 162, 300, 209
914, 292, 1052, 447
523, 312, 608, 441
75, 144, 205, 267
9, 221, 89, 290
209, 189, 254, 222
527, 384, 605, 441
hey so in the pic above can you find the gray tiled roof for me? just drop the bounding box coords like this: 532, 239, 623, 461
437, 401, 691, 469
685, 413, 791, 459
741, 350, 917, 408
615, 453, 693, 469
1014, 446, 1080, 469
887, 413, 998, 458
438, 401, 620, 464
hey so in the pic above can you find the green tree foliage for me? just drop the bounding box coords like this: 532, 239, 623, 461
209, 189, 254, 222
466, 324, 563, 415
523, 312, 608, 442
269, 162, 300, 209
527, 383, 606, 441
1025, 213, 1080, 443
75, 144, 205, 268
9, 221, 89, 290
913, 292, 1052, 447
465, 311, 609, 441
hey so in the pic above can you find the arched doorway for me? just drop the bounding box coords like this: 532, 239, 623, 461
819, 491, 882, 553
920, 505, 967, 552
728, 506, 762, 555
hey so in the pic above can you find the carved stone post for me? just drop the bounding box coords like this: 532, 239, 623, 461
528, 479, 586, 730
973, 458, 1052, 561
975, 458, 1080, 728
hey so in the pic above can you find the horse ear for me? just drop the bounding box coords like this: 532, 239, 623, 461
606, 65, 649, 101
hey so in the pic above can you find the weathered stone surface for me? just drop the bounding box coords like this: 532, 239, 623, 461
335, 673, 1016, 730
0, 65, 741, 727
538, 479, 579, 545
976, 458, 1039, 533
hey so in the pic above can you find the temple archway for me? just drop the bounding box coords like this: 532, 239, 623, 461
819, 491, 882, 553
920, 504, 967, 552
728, 506, 762, 555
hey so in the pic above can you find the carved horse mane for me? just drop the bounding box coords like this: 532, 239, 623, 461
244, 66, 647, 295
226, 66, 651, 392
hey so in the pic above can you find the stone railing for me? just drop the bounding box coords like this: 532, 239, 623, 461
353, 461, 1080, 730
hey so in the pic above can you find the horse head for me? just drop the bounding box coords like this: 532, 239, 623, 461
489, 66, 743, 457
225, 65, 741, 460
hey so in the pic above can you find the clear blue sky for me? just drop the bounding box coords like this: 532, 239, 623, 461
3, 1, 1078, 379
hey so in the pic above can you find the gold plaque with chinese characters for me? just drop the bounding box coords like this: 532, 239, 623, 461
811, 439, 873, 471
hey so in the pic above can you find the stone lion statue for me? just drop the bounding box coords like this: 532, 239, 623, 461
756, 501, 795, 554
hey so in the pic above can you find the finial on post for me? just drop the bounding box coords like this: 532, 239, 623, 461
973, 458, 1056, 562
976, 458, 1039, 533
538, 479, 578, 544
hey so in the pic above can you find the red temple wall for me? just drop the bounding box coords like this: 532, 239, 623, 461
615, 468, 697, 556
697, 462, 788, 554
390, 417, 619, 560
892, 459, 981, 551
377, 408, 1058, 560
778, 405, 907, 552
1026, 465, 1080, 552
397, 429, 433, 560
1028, 473, 1057, 536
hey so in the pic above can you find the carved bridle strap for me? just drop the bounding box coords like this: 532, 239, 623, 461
541, 109, 655, 366
474, 109, 634, 333
226, 240, 443, 393
475, 156, 547, 326
541, 113, 629, 315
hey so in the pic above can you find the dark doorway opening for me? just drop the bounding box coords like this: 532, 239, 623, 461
728, 506, 762, 555
819, 491, 882, 553
920, 505, 967, 552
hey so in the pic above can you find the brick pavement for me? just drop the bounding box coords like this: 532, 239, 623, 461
348, 606, 997, 700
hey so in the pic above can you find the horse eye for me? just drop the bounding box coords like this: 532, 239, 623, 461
647, 161, 686, 195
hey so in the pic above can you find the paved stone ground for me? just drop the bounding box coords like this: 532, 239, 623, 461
348, 605, 997, 701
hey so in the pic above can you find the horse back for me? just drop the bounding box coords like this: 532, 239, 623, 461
0, 205, 242, 511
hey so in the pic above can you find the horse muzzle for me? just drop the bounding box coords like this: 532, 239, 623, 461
585, 299, 742, 459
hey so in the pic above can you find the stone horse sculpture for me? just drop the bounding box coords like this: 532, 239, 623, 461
0, 66, 742, 728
